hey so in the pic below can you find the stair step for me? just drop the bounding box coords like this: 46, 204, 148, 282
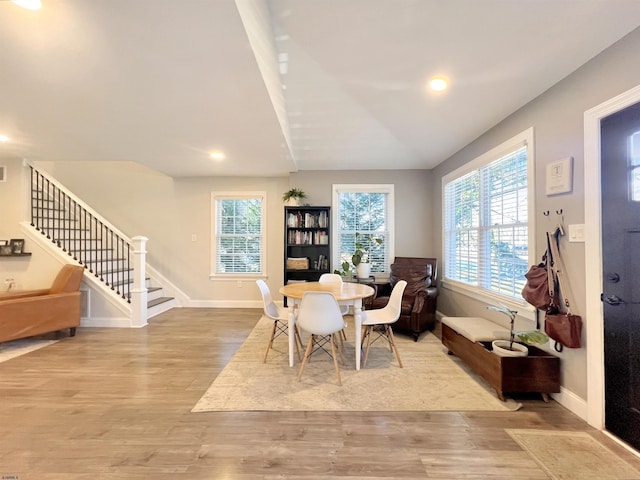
147, 296, 174, 308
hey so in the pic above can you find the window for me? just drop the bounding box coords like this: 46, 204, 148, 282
211, 192, 265, 276
332, 184, 394, 276
443, 128, 534, 304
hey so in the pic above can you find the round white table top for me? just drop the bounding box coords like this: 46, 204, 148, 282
279, 281, 374, 301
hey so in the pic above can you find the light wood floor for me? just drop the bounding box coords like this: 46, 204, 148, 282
1, 307, 639, 479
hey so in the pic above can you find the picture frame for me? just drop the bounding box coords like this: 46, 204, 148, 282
0, 245, 13, 255
546, 157, 573, 195
9, 238, 24, 255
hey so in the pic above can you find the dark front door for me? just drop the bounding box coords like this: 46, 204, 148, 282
601, 101, 640, 450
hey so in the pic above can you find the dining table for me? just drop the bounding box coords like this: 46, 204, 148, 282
278, 281, 375, 370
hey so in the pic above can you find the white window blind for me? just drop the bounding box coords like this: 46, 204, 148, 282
444, 143, 530, 300
333, 185, 394, 276
213, 193, 264, 275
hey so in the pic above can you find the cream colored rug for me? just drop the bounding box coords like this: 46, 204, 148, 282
192, 316, 522, 412
507, 429, 640, 480
0, 338, 60, 363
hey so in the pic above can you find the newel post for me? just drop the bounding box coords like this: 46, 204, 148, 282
131, 236, 148, 328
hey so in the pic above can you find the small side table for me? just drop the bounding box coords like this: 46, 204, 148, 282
344, 275, 375, 284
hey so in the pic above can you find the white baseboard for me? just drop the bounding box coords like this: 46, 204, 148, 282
80, 317, 142, 328
550, 386, 588, 421
185, 300, 263, 308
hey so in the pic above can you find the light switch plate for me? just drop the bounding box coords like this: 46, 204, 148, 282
568, 224, 585, 242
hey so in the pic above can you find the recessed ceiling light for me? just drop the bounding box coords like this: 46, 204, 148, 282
0, 135, 9, 142
11, 0, 42, 10
210, 151, 225, 160
428, 77, 448, 92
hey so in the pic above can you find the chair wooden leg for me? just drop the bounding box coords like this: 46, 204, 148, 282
294, 325, 303, 362
334, 333, 347, 366
337, 329, 346, 355
329, 333, 342, 386
297, 335, 315, 382
363, 325, 373, 368
386, 325, 403, 368
263, 320, 278, 363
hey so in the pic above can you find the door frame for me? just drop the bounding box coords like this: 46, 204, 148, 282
585, 83, 640, 429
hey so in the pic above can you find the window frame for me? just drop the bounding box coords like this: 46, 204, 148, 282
441, 128, 536, 317
332, 184, 395, 278
210, 191, 267, 280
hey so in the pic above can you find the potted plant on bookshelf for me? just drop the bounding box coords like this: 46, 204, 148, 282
487, 303, 549, 357
352, 232, 383, 279
282, 188, 307, 206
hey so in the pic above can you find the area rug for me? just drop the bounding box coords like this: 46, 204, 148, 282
507, 429, 640, 480
192, 316, 522, 412
0, 338, 60, 363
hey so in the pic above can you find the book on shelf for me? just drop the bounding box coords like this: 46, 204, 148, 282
286, 210, 329, 229
315, 254, 329, 271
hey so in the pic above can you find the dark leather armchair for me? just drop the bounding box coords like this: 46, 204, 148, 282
368, 257, 438, 341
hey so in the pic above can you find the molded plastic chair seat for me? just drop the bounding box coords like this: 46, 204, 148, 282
318, 273, 350, 316
295, 291, 348, 386
256, 280, 303, 363
361, 280, 407, 368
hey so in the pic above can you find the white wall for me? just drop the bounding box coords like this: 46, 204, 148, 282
431, 27, 640, 402
34, 163, 434, 306
0, 159, 62, 290
35, 160, 291, 306
290, 169, 435, 258
0, 158, 128, 324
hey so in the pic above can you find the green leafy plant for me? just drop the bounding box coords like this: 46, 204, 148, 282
487, 303, 549, 350
282, 188, 307, 203
334, 261, 352, 277
352, 232, 383, 266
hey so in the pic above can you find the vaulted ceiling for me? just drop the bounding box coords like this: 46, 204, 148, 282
2, 0, 640, 177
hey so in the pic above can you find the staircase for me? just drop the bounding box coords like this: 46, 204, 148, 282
28, 164, 175, 322
146, 285, 175, 317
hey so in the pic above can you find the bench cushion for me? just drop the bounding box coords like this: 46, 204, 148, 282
441, 316, 510, 342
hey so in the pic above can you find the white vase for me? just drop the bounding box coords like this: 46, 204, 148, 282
286, 198, 299, 206
491, 340, 528, 357
356, 262, 371, 279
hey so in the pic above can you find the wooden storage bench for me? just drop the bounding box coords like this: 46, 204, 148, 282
441, 316, 560, 402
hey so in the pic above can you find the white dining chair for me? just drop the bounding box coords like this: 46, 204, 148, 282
318, 273, 350, 343
360, 280, 407, 368
318, 273, 350, 315
256, 279, 303, 363
295, 291, 348, 386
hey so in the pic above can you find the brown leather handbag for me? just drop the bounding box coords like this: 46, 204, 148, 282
522, 235, 553, 310
522, 262, 551, 309
544, 233, 582, 351
544, 310, 583, 350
